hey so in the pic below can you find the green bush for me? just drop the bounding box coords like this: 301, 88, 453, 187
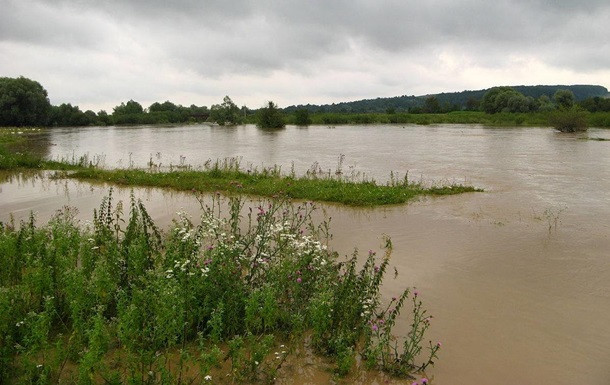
548, 107, 589, 132
256, 101, 285, 129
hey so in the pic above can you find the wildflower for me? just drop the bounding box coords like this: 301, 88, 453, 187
411, 382, 419, 385
296, 277, 302, 283
414, 290, 419, 297
421, 379, 429, 384
204, 375, 212, 381
437, 341, 442, 348
372, 324, 378, 331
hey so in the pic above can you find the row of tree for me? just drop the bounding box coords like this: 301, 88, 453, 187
0, 77, 213, 127
1, 76, 608, 128
284, 85, 609, 113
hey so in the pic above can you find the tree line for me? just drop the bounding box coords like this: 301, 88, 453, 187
284, 84, 609, 114
1, 76, 608, 128
0, 77, 211, 127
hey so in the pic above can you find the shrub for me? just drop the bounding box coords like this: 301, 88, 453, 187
548, 107, 588, 132
256, 101, 285, 129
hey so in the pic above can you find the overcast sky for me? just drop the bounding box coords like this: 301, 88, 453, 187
1, 0, 609, 111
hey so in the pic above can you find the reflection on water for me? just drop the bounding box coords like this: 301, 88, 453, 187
3, 124, 610, 385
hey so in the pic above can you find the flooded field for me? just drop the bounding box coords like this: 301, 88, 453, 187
2, 124, 610, 384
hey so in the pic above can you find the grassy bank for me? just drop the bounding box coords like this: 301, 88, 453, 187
0, 195, 440, 384
66, 167, 479, 206
257, 110, 610, 127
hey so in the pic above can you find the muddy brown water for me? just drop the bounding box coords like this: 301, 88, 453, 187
1, 124, 610, 384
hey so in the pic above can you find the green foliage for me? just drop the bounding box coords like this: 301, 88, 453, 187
67, 162, 480, 207
554, 89, 575, 109
284, 85, 607, 114
0, 195, 441, 383
293, 108, 312, 126
113, 100, 144, 116
480, 87, 537, 114
548, 106, 589, 132
49, 103, 97, 127
579, 96, 610, 112
422, 96, 441, 113
0, 77, 51, 127
256, 101, 285, 129
209, 96, 243, 125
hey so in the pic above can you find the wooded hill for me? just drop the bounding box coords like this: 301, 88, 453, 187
284, 85, 609, 113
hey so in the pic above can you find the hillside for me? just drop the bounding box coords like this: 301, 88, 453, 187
284, 85, 608, 113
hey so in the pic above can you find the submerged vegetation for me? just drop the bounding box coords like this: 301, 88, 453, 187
0, 193, 440, 383
1, 129, 480, 207
65, 163, 479, 207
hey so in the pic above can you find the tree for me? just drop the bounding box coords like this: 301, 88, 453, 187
113, 100, 144, 116
209, 96, 242, 125
0, 76, 51, 126
256, 101, 285, 129
465, 97, 480, 111
480, 87, 536, 113
579, 96, 610, 112
97, 110, 111, 125
294, 108, 312, 126
49, 103, 93, 126
149, 101, 178, 113
554, 89, 575, 109
422, 96, 441, 113
548, 107, 588, 132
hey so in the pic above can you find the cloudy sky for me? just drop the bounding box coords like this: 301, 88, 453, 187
1, 0, 609, 111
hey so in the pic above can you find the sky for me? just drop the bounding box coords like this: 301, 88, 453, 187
1, 0, 609, 112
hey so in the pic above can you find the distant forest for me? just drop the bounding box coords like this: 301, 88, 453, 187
284, 85, 609, 113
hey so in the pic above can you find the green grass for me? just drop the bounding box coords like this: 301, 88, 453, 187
65, 167, 480, 206
267, 110, 610, 127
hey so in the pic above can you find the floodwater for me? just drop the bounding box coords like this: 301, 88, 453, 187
2, 124, 610, 385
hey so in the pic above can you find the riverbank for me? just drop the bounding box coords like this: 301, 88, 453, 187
266, 110, 610, 127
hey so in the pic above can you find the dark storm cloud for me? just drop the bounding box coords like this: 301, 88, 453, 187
3, 0, 609, 71
1, 0, 608, 109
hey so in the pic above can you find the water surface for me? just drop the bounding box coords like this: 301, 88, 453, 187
2, 124, 609, 384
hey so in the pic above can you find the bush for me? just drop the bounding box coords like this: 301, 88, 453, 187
256, 101, 285, 129
548, 107, 588, 132
294, 109, 312, 126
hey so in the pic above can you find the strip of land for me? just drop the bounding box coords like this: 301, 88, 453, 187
66, 168, 479, 206
1, 128, 480, 206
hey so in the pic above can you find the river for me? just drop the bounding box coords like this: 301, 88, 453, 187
1, 124, 609, 384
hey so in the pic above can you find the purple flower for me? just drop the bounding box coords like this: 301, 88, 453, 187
414, 290, 419, 297
436, 341, 442, 348
421, 379, 428, 384
296, 277, 302, 283
371, 324, 378, 331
